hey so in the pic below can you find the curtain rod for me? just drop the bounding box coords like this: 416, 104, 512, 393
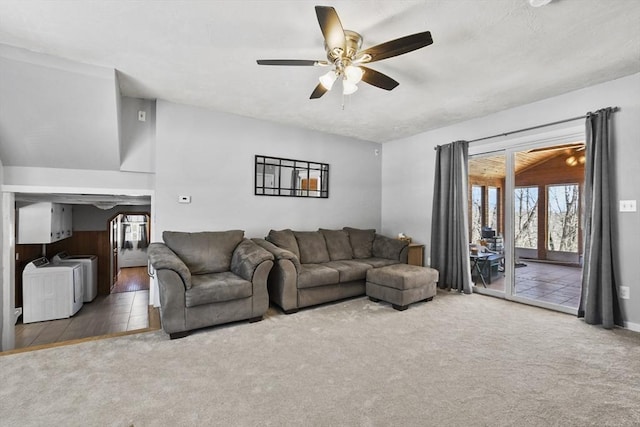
434, 106, 620, 149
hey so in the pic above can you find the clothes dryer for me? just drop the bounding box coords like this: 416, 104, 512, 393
22, 257, 84, 323
52, 252, 98, 302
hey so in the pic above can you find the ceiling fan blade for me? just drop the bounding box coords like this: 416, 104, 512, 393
315, 6, 345, 54
310, 83, 328, 99
358, 31, 433, 63
256, 59, 327, 66
360, 66, 399, 91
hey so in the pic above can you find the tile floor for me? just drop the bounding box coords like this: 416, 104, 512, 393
480, 261, 582, 309
15, 270, 151, 350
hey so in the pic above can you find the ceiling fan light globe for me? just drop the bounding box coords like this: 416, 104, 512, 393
342, 80, 358, 95
529, 0, 552, 6
319, 70, 337, 90
344, 65, 364, 83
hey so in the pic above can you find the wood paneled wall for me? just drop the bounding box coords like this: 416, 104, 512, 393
15, 230, 112, 307
467, 151, 584, 261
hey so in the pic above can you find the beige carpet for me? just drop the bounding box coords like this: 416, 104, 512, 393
1, 291, 639, 426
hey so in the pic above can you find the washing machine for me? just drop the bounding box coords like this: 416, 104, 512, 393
22, 257, 84, 323
52, 252, 98, 302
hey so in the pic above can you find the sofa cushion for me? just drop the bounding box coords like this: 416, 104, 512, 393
186, 271, 252, 307
324, 260, 372, 282
163, 230, 244, 274
267, 229, 300, 259
294, 231, 330, 264
344, 227, 376, 259
298, 264, 340, 289
319, 229, 353, 261
372, 234, 409, 260
358, 257, 401, 268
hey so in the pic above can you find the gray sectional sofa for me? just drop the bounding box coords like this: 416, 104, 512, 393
253, 227, 409, 313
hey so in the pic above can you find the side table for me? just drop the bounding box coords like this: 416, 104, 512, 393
407, 243, 425, 267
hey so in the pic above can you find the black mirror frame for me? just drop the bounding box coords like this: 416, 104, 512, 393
255, 155, 329, 198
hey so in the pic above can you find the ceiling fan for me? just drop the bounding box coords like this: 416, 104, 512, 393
256, 6, 433, 99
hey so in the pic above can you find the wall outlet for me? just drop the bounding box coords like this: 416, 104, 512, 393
619, 286, 630, 299
619, 200, 637, 212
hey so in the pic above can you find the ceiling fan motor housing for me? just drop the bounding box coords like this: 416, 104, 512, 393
326, 30, 363, 71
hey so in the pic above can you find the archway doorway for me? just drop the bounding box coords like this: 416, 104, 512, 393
108, 212, 150, 294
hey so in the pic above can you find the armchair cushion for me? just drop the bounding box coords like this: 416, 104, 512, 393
320, 229, 353, 261
186, 272, 252, 307
163, 230, 244, 274
267, 229, 300, 259
344, 227, 376, 259
294, 231, 330, 264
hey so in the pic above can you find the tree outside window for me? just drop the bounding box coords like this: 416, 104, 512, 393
488, 187, 498, 231
514, 187, 538, 249
547, 184, 579, 252
471, 185, 483, 243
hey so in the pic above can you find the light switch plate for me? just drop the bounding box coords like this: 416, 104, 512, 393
619, 200, 637, 212
178, 195, 191, 204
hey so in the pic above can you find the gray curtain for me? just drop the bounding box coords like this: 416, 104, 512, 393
430, 141, 472, 294
578, 108, 622, 328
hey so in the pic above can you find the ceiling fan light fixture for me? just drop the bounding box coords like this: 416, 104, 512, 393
344, 65, 364, 83
319, 70, 337, 90
256, 6, 434, 101
529, 0, 552, 7
342, 80, 358, 95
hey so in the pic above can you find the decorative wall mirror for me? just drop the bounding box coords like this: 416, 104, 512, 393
255, 155, 329, 198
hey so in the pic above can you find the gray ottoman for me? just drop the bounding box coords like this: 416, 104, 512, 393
366, 264, 439, 311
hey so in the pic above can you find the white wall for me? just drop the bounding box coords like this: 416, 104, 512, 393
382, 73, 640, 327
120, 96, 156, 173
154, 101, 382, 240
2, 166, 154, 190
0, 45, 121, 171
0, 158, 5, 350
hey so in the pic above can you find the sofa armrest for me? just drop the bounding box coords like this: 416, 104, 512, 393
252, 238, 299, 312
372, 234, 409, 263
148, 242, 192, 289
231, 239, 275, 281
252, 238, 301, 273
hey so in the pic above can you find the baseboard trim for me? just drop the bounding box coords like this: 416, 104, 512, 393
623, 321, 640, 333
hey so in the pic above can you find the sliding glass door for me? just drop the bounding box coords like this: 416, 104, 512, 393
469, 131, 585, 314
468, 152, 507, 295
511, 144, 584, 312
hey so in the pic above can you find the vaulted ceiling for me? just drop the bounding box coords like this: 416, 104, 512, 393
0, 0, 639, 149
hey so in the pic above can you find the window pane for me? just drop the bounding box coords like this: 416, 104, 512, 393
547, 184, 579, 252
471, 186, 482, 243
488, 187, 498, 231
514, 187, 538, 249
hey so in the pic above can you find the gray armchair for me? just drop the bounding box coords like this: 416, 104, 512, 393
148, 230, 274, 339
